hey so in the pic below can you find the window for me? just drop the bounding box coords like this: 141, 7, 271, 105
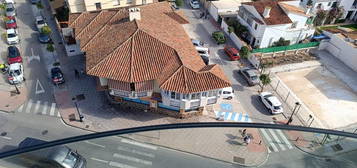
127, 0, 132, 4
183, 94, 190, 100
208, 91, 217, 97
202, 92, 207, 97
191, 93, 200, 100
130, 83, 135, 91
142, 0, 146, 4
254, 23, 258, 30
113, 0, 120, 5
95, 2, 101, 10
175, 93, 181, 100
327, 2, 331, 6
171, 92, 175, 99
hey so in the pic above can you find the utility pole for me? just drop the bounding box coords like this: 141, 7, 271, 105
72, 97, 84, 122
286, 102, 300, 125
14, 84, 20, 94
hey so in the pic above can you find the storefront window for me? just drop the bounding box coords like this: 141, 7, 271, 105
171, 92, 175, 99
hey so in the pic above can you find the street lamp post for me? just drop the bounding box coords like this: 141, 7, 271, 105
14, 84, 20, 94
286, 102, 300, 125
72, 97, 84, 122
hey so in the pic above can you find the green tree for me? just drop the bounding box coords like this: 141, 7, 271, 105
325, 6, 344, 24
259, 74, 271, 92
175, 0, 183, 7
36, 2, 43, 9
41, 26, 52, 35
47, 43, 54, 52
239, 46, 250, 59
272, 37, 290, 47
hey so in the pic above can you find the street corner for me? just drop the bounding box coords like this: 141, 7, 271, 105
0, 85, 28, 113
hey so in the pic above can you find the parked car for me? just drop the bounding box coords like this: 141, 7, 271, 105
4, 0, 15, 4
212, 31, 226, 44
35, 15, 46, 31
6, 28, 19, 45
51, 67, 65, 85
189, 0, 200, 9
38, 32, 51, 43
5, 16, 17, 29
259, 92, 283, 114
224, 45, 240, 61
5, 3, 16, 17
191, 39, 204, 47
201, 55, 209, 65
221, 87, 234, 100
31, 0, 40, 4
8, 63, 24, 84
195, 46, 210, 57
7, 46, 22, 64
239, 67, 259, 86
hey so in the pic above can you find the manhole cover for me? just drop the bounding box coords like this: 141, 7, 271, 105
331, 144, 343, 152
233, 156, 245, 164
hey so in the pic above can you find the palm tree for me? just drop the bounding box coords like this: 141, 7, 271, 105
259, 74, 271, 92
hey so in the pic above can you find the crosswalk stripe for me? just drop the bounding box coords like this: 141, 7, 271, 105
237, 113, 243, 121
109, 161, 137, 168
121, 139, 157, 150
230, 112, 237, 121
216, 111, 222, 117
50, 103, 56, 116
224, 112, 229, 120
113, 153, 152, 165
117, 146, 155, 158
244, 114, 249, 122
34, 101, 41, 114
57, 110, 61, 117
42, 101, 48, 115
25, 101, 33, 113
268, 129, 286, 151
260, 129, 279, 152
276, 129, 293, 149
17, 104, 24, 113
226, 113, 232, 120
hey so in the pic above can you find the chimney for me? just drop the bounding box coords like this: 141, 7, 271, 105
129, 8, 141, 21
263, 6, 271, 18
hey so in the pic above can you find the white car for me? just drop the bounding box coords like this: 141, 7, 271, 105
189, 0, 200, 9
6, 28, 19, 45
8, 63, 24, 84
5, 3, 16, 17
35, 16, 47, 31
191, 39, 204, 47
221, 87, 234, 100
259, 92, 283, 114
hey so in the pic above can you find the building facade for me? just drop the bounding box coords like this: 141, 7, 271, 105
68, 2, 232, 116
237, 0, 315, 48
66, 0, 156, 13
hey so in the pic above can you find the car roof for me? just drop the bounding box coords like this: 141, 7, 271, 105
7, 29, 15, 33
9, 63, 21, 69
245, 69, 257, 76
36, 16, 44, 20
267, 96, 282, 106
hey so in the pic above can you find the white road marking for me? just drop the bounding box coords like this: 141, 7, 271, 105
121, 139, 157, 150
57, 110, 61, 117
42, 101, 48, 115
25, 100, 33, 113
1, 136, 12, 140
227, 113, 232, 120
117, 146, 155, 158
268, 129, 286, 151
276, 129, 294, 149
17, 104, 24, 113
35, 79, 45, 94
34, 100, 41, 114
90, 157, 108, 163
260, 129, 279, 152
84, 141, 105, 148
50, 103, 56, 116
109, 161, 137, 168
113, 153, 152, 165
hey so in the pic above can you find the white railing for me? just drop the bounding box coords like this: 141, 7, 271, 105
207, 98, 217, 105
170, 100, 180, 108
190, 100, 200, 109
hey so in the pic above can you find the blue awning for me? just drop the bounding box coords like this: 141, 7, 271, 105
312, 34, 329, 39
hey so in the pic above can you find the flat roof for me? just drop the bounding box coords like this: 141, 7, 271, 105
212, 0, 250, 9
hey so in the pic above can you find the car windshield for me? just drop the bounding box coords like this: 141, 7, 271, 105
193, 1, 199, 4
6, 19, 15, 24
62, 152, 78, 168
9, 70, 20, 76
40, 33, 49, 38
37, 20, 45, 25
6, 8, 14, 12
251, 75, 258, 80
9, 50, 18, 58
8, 33, 16, 38
274, 106, 281, 110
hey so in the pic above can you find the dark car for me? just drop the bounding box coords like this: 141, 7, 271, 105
51, 67, 65, 85
5, 16, 17, 29
31, 0, 40, 4
7, 46, 22, 64
38, 32, 51, 43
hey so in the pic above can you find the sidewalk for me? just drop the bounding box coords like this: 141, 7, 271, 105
0, 83, 27, 113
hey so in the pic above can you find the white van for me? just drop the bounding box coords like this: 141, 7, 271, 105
195, 46, 209, 57
221, 87, 234, 100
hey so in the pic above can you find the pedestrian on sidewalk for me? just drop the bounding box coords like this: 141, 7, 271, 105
243, 135, 251, 145
74, 69, 79, 79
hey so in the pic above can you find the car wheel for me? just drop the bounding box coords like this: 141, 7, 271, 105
226, 96, 232, 100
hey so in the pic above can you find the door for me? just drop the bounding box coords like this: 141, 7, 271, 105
218, 16, 222, 25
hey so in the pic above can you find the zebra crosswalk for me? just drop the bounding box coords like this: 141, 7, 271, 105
16, 99, 60, 118
214, 111, 252, 122
259, 127, 294, 153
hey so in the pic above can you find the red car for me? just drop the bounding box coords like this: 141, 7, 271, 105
5, 16, 17, 29
7, 46, 22, 64
224, 45, 240, 61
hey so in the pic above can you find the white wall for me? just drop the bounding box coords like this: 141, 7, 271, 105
209, 4, 219, 21
320, 31, 357, 72
221, 20, 247, 49
340, 0, 357, 19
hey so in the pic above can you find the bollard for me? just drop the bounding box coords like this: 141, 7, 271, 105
259, 140, 262, 145
296, 137, 299, 141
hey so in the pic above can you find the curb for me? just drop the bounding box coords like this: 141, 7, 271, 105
293, 143, 331, 159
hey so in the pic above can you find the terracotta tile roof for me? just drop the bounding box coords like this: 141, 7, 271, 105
69, 12, 100, 35
243, 0, 292, 25
69, 2, 231, 93
278, 2, 309, 17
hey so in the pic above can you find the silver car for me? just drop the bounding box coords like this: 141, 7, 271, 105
239, 67, 260, 86
5, 3, 16, 17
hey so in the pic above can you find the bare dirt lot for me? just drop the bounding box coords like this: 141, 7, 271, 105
277, 66, 357, 128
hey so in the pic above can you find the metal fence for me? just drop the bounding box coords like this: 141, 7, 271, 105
252, 42, 320, 53
268, 75, 322, 128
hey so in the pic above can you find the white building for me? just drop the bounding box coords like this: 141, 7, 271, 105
300, 0, 337, 14
206, 0, 251, 22
340, 0, 357, 21
319, 28, 357, 72
237, 0, 315, 48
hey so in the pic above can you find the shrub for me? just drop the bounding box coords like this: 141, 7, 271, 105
176, 0, 183, 7
36, 2, 43, 9
41, 26, 52, 35
228, 26, 234, 33
272, 37, 290, 47
47, 43, 55, 52
239, 46, 250, 59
